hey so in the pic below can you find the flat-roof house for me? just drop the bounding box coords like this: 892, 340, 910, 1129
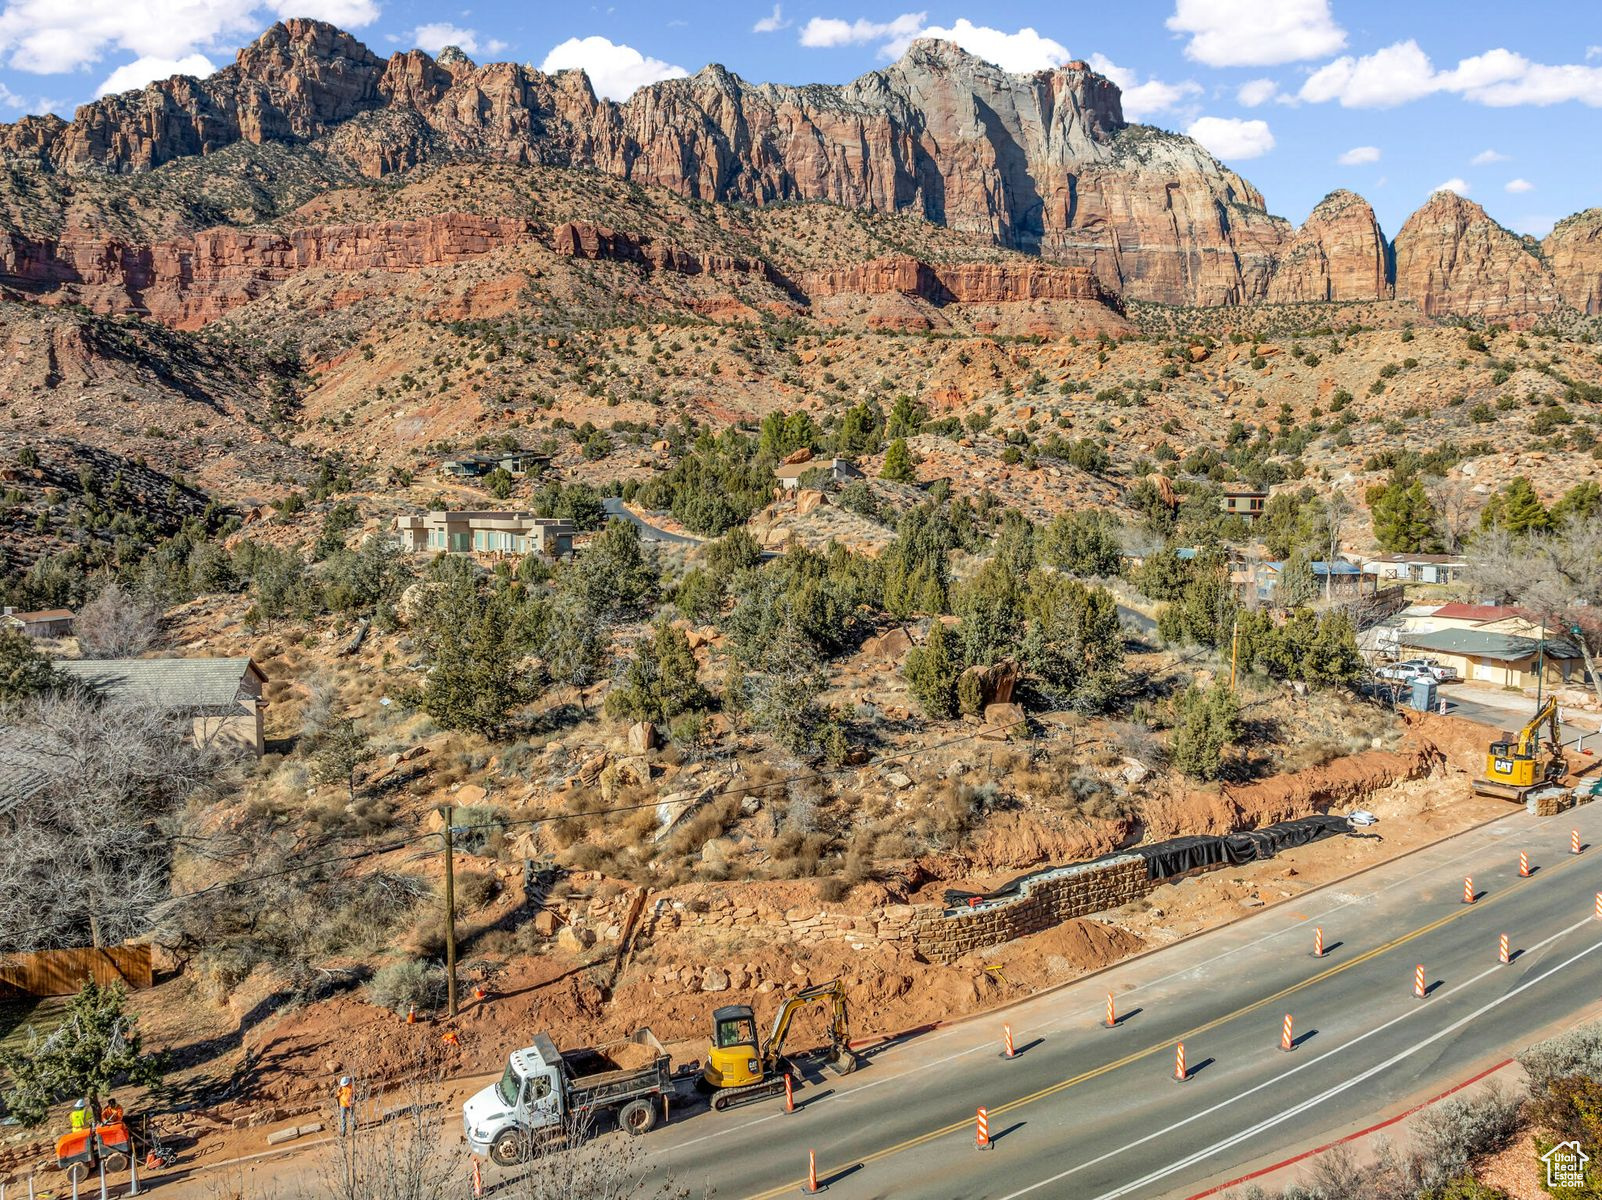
1, 608, 73, 638
437, 451, 548, 480
394, 511, 576, 557
1355, 553, 1468, 584
1220, 487, 1268, 521
55, 656, 269, 756
773, 458, 864, 492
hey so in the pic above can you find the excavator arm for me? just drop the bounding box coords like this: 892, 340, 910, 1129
1512, 697, 1560, 758
762, 980, 857, 1075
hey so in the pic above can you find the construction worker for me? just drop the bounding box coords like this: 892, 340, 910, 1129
335, 1076, 355, 1136
100, 1098, 124, 1126
68, 1099, 89, 1132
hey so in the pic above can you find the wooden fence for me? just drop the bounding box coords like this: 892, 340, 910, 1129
0, 945, 153, 996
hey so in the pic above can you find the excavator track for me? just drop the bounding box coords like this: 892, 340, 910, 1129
709, 1077, 786, 1111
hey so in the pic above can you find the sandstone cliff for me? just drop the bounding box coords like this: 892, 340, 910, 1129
1266, 190, 1391, 304
1544, 209, 1602, 315
0, 21, 1286, 307
1392, 192, 1562, 323
802, 257, 1117, 307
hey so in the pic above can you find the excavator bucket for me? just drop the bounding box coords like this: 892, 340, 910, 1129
828, 1046, 860, 1075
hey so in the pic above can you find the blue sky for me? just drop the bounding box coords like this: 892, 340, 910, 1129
0, 0, 1596, 238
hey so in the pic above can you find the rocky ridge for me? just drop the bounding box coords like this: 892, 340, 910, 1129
0, 20, 1596, 322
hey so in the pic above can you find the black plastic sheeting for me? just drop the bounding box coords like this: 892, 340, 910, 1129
943, 813, 1353, 907
1134, 814, 1352, 880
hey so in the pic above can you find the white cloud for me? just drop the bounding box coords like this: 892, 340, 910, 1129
1337, 145, 1380, 165
1185, 115, 1275, 160
1505, 177, 1534, 193
916, 19, 1068, 72
97, 51, 214, 96
1167, 0, 1344, 67
261, 0, 378, 26
753, 4, 789, 33
1434, 177, 1470, 196
1301, 40, 1602, 109
1236, 78, 1278, 107
0, 0, 376, 77
406, 22, 505, 56
799, 14, 1072, 70
798, 12, 924, 53
1300, 39, 1438, 107
1471, 148, 1509, 164
1589, 46, 1602, 60
540, 36, 687, 100
1087, 53, 1199, 121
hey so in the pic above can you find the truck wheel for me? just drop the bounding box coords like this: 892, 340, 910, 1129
618, 1099, 657, 1135
489, 1130, 530, 1166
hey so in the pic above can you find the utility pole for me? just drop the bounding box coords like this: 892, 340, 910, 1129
442, 804, 459, 1018
1229, 614, 1240, 693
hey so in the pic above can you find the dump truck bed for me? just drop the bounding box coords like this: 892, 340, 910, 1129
560, 1028, 671, 1111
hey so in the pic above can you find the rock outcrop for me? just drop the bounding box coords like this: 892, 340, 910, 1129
1544, 209, 1602, 315
0, 214, 540, 327
0, 22, 1287, 307
1266, 190, 1391, 303
1392, 192, 1563, 323
802, 257, 1118, 308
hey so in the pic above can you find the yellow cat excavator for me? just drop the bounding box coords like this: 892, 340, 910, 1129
701, 980, 858, 1110
1473, 696, 1567, 801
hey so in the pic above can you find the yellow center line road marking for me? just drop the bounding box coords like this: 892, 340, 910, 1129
739, 851, 1580, 1200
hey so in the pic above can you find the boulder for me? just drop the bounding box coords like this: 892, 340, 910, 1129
862, 627, 914, 661
700, 966, 730, 992
627, 721, 657, 755
782, 447, 814, 465
982, 702, 1026, 737
556, 925, 595, 955
796, 488, 827, 514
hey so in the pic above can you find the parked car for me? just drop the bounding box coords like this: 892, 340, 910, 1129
1376, 658, 1458, 683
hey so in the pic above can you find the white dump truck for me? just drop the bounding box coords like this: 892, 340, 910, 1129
464, 1029, 672, 1164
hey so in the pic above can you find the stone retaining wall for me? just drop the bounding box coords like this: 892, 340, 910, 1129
631, 855, 1157, 965
910, 855, 1153, 964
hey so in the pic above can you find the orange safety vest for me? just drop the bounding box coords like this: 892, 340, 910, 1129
101, 1105, 124, 1126
337, 1084, 354, 1109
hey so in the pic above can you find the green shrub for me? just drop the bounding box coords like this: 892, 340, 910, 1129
367, 960, 447, 1014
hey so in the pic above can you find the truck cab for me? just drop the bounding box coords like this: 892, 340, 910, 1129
463, 1035, 566, 1162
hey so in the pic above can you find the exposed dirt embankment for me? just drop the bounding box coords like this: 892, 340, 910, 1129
1143, 722, 1452, 841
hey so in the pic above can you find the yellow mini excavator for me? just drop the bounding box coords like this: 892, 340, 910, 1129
701, 979, 858, 1110
1473, 696, 1567, 801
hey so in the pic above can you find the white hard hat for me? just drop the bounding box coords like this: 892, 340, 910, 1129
74, 1099, 86, 1110
339, 1076, 351, 1086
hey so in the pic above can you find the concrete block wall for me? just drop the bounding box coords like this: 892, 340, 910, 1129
911, 855, 1152, 964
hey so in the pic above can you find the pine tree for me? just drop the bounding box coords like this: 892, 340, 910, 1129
1481, 475, 1550, 536
1171, 683, 1241, 781
1369, 478, 1441, 552
0, 979, 165, 1127
605, 617, 708, 723
904, 619, 959, 718
880, 437, 917, 483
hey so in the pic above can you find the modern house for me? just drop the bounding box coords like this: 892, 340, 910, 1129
1220, 487, 1268, 521
393, 511, 576, 557
437, 450, 548, 480
55, 657, 269, 756
773, 458, 864, 492
1353, 552, 1468, 584
2, 608, 74, 638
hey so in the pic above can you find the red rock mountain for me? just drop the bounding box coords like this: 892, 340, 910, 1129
0, 19, 1596, 323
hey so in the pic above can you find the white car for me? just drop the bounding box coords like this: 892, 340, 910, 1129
1377, 659, 1458, 683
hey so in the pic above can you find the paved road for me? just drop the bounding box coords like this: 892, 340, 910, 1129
533, 805, 1602, 1200
602, 498, 703, 546
1440, 683, 1602, 756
